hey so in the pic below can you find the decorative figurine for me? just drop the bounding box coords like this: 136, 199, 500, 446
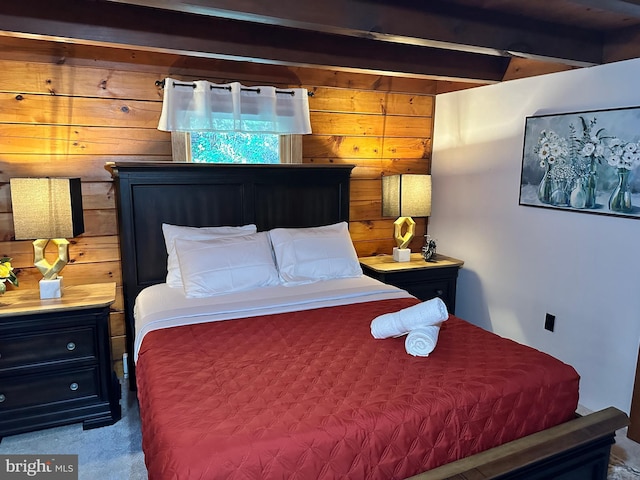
422, 235, 437, 262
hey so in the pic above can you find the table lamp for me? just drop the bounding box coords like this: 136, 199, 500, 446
382, 174, 431, 262
10, 178, 84, 299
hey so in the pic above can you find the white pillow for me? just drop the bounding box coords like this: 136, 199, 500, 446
269, 222, 362, 285
175, 232, 280, 298
162, 223, 257, 288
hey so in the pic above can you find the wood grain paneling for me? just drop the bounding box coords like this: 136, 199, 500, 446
10, 262, 122, 290
0, 125, 170, 155
110, 312, 126, 337
303, 136, 384, 159
308, 88, 434, 116
1, 209, 122, 241
0, 154, 173, 182
303, 136, 431, 160
309, 112, 432, 137
0, 93, 161, 128
81, 182, 116, 210
0, 62, 163, 100
305, 158, 430, 179
0, 45, 436, 368
0, 235, 120, 265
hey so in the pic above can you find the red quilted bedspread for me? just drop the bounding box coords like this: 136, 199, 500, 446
136, 298, 579, 480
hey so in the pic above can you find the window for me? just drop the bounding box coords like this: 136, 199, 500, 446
171, 132, 301, 164
191, 132, 279, 164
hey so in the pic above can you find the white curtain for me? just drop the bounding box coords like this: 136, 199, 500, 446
157, 78, 312, 134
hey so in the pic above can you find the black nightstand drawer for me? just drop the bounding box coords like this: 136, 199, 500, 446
0, 367, 99, 410
402, 279, 451, 305
0, 327, 96, 370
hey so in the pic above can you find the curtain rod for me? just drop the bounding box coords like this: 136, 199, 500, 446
155, 79, 314, 96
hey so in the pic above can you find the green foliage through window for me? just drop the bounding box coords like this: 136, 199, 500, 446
190, 132, 279, 164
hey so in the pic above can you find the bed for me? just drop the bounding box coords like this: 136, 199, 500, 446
108, 162, 628, 480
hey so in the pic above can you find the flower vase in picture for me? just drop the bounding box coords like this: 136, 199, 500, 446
549, 157, 578, 207
534, 130, 568, 205
550, 179, 569, 206
572, 117, 607, 209
608, 168, 633, 213
537, 163, 553, 204
606, 140, 640, 214
570, 178, 587, 209
584, 166, 597, 208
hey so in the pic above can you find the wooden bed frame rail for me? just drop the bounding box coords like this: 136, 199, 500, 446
410, 407, 629, 480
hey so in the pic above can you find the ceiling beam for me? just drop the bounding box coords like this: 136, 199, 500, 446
570, 0, 640, 17
0, 0, 509, 82
604, 24, 640, 62
103, 0, 604, 66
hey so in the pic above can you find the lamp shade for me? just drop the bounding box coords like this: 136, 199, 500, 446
382, 174, 432, 218
10, 178, 84, 240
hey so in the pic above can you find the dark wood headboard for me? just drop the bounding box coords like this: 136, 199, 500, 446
108, 162, 354, 383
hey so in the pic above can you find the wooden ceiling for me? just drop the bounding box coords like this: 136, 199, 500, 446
0, 0, 639, 83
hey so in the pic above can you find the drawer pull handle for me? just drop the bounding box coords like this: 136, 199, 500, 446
69, 383, 79, 391
0, 394, 5, 403
66, 342, 76, 351
435, 289, 444, 296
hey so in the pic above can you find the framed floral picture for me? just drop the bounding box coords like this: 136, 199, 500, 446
519, 105, 640, 218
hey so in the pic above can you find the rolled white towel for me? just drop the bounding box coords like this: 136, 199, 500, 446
370, 297, 448, 339
405, 325, 441, 357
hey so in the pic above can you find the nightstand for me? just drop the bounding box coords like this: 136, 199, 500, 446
359, 253, 464, 313
0, 283, 121, 441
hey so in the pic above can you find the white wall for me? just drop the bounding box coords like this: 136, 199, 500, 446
431, 59, 640, 413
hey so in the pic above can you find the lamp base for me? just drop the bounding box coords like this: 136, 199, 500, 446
40, 277, 63, 299
393, 247, 411, 262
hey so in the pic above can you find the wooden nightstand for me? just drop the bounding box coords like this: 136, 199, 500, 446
0, 283, 121, 441
359, 253, 464, 313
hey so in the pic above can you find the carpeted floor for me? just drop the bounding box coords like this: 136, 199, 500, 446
0, 378, 147, 479
609, 456, 640, 480
2, 379, 639, 480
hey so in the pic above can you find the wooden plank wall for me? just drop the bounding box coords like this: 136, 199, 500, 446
0, 40, 474, 375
